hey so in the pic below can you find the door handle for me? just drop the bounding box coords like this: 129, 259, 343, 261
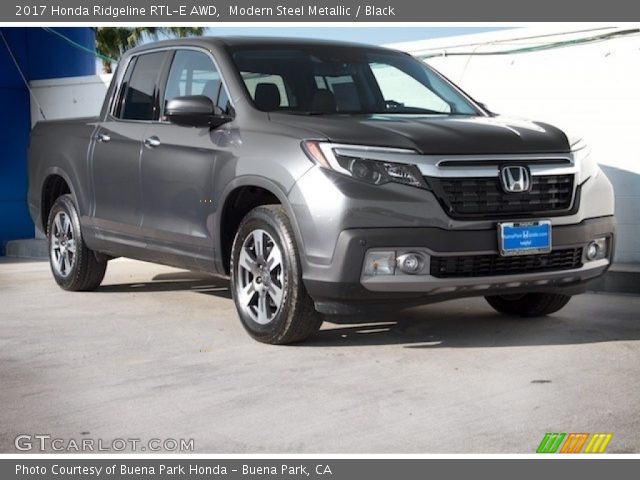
96, 132, 111, 143
144, 136, 161, 148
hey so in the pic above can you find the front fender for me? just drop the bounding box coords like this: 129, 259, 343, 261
213, 175, 307, 274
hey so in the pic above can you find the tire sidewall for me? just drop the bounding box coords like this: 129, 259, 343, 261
46, 195, 86, 290
485, 292, 571, 317
230, 208, 300, 342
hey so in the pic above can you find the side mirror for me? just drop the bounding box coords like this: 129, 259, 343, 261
477, 102, 495, 115
166, 95, 232, 128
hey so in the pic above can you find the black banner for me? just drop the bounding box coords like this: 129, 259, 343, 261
4, 0, 640, 22
3, 459, 640, 479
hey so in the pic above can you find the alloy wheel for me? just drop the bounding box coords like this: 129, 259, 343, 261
50, 211, 76, 278
236, 229, 285, 325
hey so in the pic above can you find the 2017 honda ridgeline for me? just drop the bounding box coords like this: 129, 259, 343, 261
28, 37, 615, 344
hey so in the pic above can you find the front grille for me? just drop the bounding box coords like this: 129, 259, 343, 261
430, 248, 583, 278
426, 174, 575, 218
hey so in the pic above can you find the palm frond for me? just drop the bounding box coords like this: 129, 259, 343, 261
95, 27, 205, 73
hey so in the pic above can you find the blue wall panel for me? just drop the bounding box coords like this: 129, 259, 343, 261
0, 87, 32, 252
0, 27, 95, 254
26, 28, 96, 80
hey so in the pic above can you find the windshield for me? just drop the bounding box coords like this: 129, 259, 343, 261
229, 46, 481, 116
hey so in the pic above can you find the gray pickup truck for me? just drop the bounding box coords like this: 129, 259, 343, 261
28, 37, 615, 344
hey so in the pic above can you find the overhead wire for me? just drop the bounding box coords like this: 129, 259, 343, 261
419, 28, 640, 60
0, 29, 47, 120
0, 27, 119, 122
41, 27, 116, 63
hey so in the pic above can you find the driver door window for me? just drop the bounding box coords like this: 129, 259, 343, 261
163, 50, 226, 119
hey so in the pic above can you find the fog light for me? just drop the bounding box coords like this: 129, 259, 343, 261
363, 251, 396, 276
397, 252, 425, 275
585, 237, 607, 261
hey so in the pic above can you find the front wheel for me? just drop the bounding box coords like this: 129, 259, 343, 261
230, 205, 323, 344
485, 292, 571, 317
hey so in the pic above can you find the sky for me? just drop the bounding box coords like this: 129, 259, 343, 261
203, 27, 510, 45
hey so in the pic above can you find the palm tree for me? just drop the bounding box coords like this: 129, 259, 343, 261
95, 27, 205, 73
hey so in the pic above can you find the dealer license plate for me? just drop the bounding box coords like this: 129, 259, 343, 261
498, 221, 552, 256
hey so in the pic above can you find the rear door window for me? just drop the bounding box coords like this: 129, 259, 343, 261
119, 51, 166, 121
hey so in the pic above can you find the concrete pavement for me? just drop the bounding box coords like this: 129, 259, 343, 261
1, 257, 639, 453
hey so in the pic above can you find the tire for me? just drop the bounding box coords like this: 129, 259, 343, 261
230, 205, 323, 344
485, 292, 571, 317
46, 194, 107, 291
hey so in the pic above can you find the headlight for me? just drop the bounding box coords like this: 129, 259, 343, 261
571, 138, 599, 183
302, 141, 428, 189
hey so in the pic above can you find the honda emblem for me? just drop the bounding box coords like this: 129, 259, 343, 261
500, 165, 531, 193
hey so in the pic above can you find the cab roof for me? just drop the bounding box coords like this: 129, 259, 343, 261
126, 36, 401, 55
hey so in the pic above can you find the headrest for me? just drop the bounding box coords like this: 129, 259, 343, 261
254, 82, 281, 111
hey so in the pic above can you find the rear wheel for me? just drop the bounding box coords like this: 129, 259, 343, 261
230, 205, 323, 344
485, 292, 571, 317
47, 194, 107, 291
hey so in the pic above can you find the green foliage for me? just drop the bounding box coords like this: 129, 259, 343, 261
95, 27, 205, 73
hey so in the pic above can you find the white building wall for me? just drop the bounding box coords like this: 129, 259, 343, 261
391, 27, 640, 264
29, 74, 112, 126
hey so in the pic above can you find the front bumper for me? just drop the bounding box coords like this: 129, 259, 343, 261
302, 216, 615, 314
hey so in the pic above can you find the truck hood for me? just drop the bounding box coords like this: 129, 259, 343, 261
269, 113, 570, 155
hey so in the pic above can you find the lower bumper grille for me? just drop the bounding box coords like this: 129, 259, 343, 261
430, 248, 584, 278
